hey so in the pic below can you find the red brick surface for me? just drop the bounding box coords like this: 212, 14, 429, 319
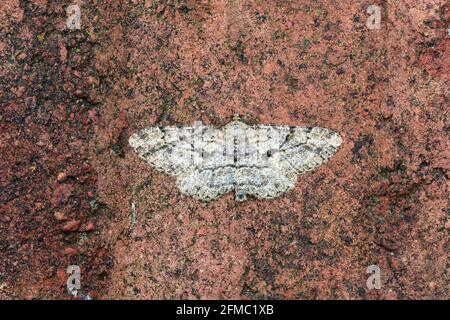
0, 0, 448, 299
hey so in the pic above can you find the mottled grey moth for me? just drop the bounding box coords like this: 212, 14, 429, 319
129, 118, 342, 201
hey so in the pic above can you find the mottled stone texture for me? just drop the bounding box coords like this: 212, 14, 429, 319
0, 0, 112, 299
0, 0, 448, 299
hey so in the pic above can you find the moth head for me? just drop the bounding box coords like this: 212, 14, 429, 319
235, 191, 247, 202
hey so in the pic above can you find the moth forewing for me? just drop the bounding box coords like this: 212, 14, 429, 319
201, 128, 228, 169
129, 127, 165, 156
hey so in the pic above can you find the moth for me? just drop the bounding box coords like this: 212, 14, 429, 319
129, 117, 342, 201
